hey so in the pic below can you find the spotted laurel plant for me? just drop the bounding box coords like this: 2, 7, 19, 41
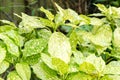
0, 3, 120, 80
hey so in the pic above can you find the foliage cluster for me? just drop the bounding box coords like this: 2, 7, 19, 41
1, 3, 120, 80
1, 0, 120, 23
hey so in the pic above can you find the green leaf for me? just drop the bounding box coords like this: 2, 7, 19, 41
5, 30, 24, 47
79, 54, 105, 76
0, 46, 6, 64
54, 13, 64, 27
79, 62, 96, 75
69, 31, 78, 51
115, 18, 120, 27
85, 54, 105, 73
39, 17, 55, 28
68, 56, 79, 73
48, 32, 72, 63
7, 71, 22, 80
32, 60, 60, 80
55, 3, 80, 24
104, 61, 120, 75
0, 20, 16, 27
66, 72, 93, 80
75, 28, 91, 45
15, 62, 31, 80
55, 3, 64, 14
68, 62, 79, 73
79, 15, 90, 25
52, 58, 69, 75
89, 24, 112, 54
37, 29, 52, 40
23, 54, 41, 65
95, 4, 108, 13
63, 9, 80, 24
0, 61, 9, 74
0, 33, 19, 57
0, 25, 16, 33
72, 51, 85, 65
113, 27, 120, 48
5, 52, 18, 64
41, 53, 55, 70
100, 75, 120, 80
110, 47, 120, 59
100, 75, 112, 80
19, 13, 44, 33
19, 29, 36, 40
23, 38, 47, 57
108, 7, 120, 18
40, 7, 54, 21
90, 18, 103, 27
76, 34, 96, 56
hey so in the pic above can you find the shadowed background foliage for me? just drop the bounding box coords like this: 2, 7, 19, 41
0, 0, 120, 25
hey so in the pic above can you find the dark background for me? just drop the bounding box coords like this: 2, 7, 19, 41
0, 0, 120, 25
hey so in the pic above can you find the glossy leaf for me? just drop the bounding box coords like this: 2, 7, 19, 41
79, 15, 90, 25
5, 30, 24, 47
39, 18, 55, 28
1, 3, 120, 80
23, 38, 47, 57
55, 3, 80, 24
86, 54, 105, 73
90, 18, 103, 27
0, 20, 16, 27
37, 29, 52, 40
76, 30, 91, 49
48, 32, 72, 63
5, 52, 18, 64
15, 63, 31, 80
0, 61, 9, 74
79, 62, 96, 75
23, 54, 41, 65
95, 4, 108, 13
41, 53, 55, 70
79, 54, 105, 77
104, 61, 120, 74
19, 13, 44, 33
52, 58, 69, 75
32, 60, 60, 80
113, 27, 120, 48
108, 7, 120, 18
54, 13, 64, 28
115, 18, 120, 27
63, 9, 80, 24
0, 33, 19, 57
100, 75, 120, 80
89, 24, 112, 54
7, 71, 22, 80
0, 46, 6, 64
40, 7, 54, 21
66, 72, 93, 80
68, 58, 79, 73
0, 25, 16, 33
69, 31, 78, 51
72, 51, 85, 65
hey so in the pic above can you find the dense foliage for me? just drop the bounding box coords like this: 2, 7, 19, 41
1, 3, 120, 80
